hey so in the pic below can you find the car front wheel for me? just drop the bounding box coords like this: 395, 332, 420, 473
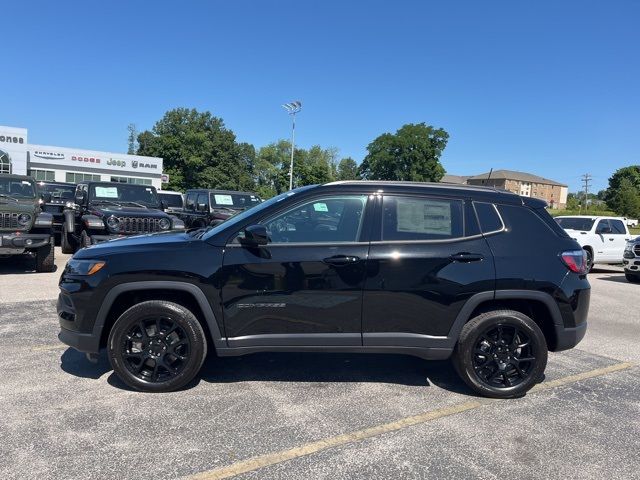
108, 300, 208, 392
625, 273, 640, 283
453, 310, 548, 399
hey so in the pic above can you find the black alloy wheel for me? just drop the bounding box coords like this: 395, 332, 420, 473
108, 301, 207, 392
472, 324, 535, 388
453, 310, 548, 399
121, 316, 190, 383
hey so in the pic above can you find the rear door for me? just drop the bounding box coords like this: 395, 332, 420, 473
609, 219, 632, 261
362, 194, 495, 347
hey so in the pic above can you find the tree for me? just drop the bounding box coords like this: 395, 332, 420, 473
136, 108, 255, 192
337, 157, 359, 180
127, 123, 138, 155
566, 193, 580, 210
608, 178, 640, 218
359, 123, 448, 182
605, 166, 640, 212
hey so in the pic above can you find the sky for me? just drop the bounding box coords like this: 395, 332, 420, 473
2, 0, 639, 193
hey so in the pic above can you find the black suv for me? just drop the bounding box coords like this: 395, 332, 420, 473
180, 189, 262, 228
36, 181, 76, 244
58, 181, 590, 398
61, 182, 185, 253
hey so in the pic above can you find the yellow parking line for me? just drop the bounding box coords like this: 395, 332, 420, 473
185, 361, 635, 480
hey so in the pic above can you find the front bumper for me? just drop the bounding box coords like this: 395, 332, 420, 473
0, 232, 51, 252
57, 290, 102, 353
623, 257, 640, 274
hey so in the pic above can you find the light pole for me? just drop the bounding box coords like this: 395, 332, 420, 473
282, 101, 302, 190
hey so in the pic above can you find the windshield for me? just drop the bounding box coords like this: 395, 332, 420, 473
159, 192, 183, 208
0, 177, 36, 198
37, 183, 76, 201
555, 217, 595, 231
202, 186, 314, 240
210, 192, 262, 209
89, 183, 160, 208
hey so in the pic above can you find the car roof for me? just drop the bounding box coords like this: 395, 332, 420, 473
186, 189, 259, 196
158, 190, 183, 195
319, 180, 527, 204
37, 181, 75, 187
0, 174, 34, 182
555, 215, 625, 220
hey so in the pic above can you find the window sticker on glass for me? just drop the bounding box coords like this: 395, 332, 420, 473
396, 198, 451, 235
95, 187, 119, 198
214, 194, 234, 205
313, 202, 329, 212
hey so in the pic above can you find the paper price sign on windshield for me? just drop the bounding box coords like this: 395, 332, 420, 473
214, 194, 234, 205
95, 187, 118, 198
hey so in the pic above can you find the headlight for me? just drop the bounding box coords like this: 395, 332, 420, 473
65, 259, 106, 276
106, 215, 120, 231
158, 218, 171, 230
17, 213, 32, 226
171, 217, 185, 230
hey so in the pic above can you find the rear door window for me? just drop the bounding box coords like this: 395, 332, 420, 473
381, 196, 463, 241
610, 219, 626, 234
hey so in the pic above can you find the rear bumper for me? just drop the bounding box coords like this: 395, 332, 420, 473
553, 322, 588, 351
0, 232, 51, 252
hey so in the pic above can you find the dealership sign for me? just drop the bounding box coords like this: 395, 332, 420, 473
33, 150, 65, 160
0, 135, 25, 144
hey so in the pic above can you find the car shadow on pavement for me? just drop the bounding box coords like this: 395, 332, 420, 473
198, 352, 475, 396
60, 348, 112, 379
0, 258, 59, 274
597, 275, 631, 284
61, 349, 477, 396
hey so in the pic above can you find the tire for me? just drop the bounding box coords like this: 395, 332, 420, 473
80, 230, 92, 248
34, 237, 55, 273
61, 225, 75, 254
625, 273, 640, 283
584, 248, 593, 273
108, 300, 208, 392
453, 310, 548, 399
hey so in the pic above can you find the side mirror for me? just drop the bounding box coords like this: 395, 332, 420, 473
75, 191, 86, 205
240, 224, 269, 246
160, 200, 167, 210
41, 193, 52, 203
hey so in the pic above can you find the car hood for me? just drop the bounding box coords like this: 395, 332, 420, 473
73, 230, 197, 258
0, 198, 37, 214
89, 205, 170, 218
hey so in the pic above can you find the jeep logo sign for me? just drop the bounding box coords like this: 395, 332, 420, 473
107, 158, 126, 168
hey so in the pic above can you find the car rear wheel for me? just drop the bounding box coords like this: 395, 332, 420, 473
453, 310, 548, 399
108, 300, 208, 392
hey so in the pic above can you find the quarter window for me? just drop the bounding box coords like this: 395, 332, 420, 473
263, 195, 367, 244
474, 202, 504, 234
381, 196, 463, 241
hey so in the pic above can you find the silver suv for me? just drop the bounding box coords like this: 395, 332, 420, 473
623, 238, 640, 282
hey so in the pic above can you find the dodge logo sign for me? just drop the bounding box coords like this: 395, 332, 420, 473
72, 155, 101, 164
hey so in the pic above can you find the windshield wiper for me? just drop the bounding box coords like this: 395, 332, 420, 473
0, 193, 19, 203
92, 199, 123, 207
118, 201, 148, 208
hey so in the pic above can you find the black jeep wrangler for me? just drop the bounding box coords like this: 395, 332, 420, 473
36, 181, 76, 245
180, 189, 262, 228
61, 181, 185, 253
58, 181, 590, 398
0, 174, 55, 272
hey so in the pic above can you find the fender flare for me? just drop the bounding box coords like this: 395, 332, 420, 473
93, 281, 226, 350
446, 290, 564, 344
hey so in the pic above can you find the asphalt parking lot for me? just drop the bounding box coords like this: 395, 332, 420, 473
1, 249, 639, 480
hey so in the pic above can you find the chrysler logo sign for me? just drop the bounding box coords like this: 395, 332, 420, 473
34, 150, 65, 160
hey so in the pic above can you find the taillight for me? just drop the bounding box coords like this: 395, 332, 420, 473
560, 250, 588, 274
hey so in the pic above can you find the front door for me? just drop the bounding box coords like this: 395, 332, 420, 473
220, 194, 371, 347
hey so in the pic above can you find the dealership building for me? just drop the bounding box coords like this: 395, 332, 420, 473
0, 125, 166, 188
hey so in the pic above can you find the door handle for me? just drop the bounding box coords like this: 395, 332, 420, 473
609, 238, 615, 241
450, 252, 484, 263
323, 255, 360, 266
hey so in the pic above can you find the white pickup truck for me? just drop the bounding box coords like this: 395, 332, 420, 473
555, 216, 633, 271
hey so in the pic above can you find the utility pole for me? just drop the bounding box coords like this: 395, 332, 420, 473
581, 173, 592, 213
282, 101, 302, 190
